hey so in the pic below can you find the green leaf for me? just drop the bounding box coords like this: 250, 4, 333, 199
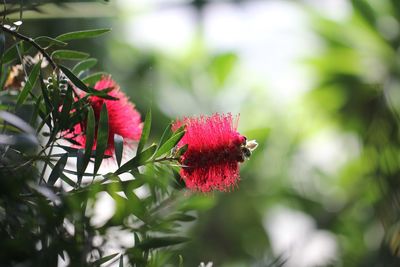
157, 123, 172, 148
124, 188, 147, 221
179, 255, 184, 267
35, 36, 67, 47
56, 28, 111, 42
1, 44, 17, 64
39, 73, 53, 125
76, 149, 84, 186
51, 50, 89, 60
178, 195, 215, 212
116, 144, 157, 174
137, 237, 190, 250
59, 85, 73, 127
47, 162, 76, 188
78, 107, 95, 185
48, 153, 68, 185
209, 52, 238, 88
59, 65, 90, 93
81, 72, 107, 85
175, 144, 188, 158
16, 61, 41, 107
59, 67, 113, 99
351, 0, 376, 26
93, 253, 119, 266
0, 34, 4, 58
137, 109, 151, 154
119, 255, 124, 267
154, 130, 185, 158
93, 103, 109, 177
1, 41, 28, 64
166, 213, 196, 222
0, 110, 35, 134
72, 58, 98, 75
114, 134, 123, 167
29, 95, 42, 125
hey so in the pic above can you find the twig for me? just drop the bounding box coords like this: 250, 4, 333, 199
0, 24, 56, 69
152, 156, 179, 164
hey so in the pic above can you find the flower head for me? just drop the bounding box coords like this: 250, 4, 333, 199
172, 113, 255, 192
66, 76, 142, 155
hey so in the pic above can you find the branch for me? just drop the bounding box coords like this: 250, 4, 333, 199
0, 24, 57, 69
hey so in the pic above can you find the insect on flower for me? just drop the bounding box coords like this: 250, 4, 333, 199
172, 113, 257, 192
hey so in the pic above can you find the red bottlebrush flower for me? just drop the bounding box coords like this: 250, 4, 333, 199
172, 113, 249, 192
66, 76, 142, 156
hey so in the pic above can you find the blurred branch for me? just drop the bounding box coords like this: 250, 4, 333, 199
0, 24, 56, 68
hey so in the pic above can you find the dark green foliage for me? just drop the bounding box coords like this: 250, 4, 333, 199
56, 28, 111, 42
16, 61, 41, 106
93, 103, 109, 177
137, 109, 152, 154
0, 4, 202, 266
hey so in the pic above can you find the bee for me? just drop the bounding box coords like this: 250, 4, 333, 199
241, 138, 258, 160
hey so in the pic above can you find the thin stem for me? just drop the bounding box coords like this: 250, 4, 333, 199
151, 156, 179, 164
0, 24, 56, 69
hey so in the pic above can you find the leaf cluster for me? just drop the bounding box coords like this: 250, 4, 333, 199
0, 13, 206, 267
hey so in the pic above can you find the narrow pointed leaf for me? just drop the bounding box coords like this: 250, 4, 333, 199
59, 85, 73, 127
29, 95, 42, 125
35, 36, 67, 47
51, 50, 89, 60
137, 237, 190, 250
76, 149, 84, 185
48, 159, 77, 188
1, 41, 21, 64
81, 72, 107, 85
154, 130, 185, 158
93, 103, 109, 177
157, 123, 172, 148
60, 66, 115, 100
39, 74, 53, 128
56, 28, 111, 42
175, 144, 188, 158
93, 253, 119, 266
16, 61, 41, 106
48, 153, 68, 185
0, 110, 35, 134
137, 109, 151, 154
166, 213, 196, 222
72, 58, 98, 75
114, 134, 123, 167
59, 65, 90, 93
119, 255, 123, 267
116, 144, 157, 174
77, 107, 95, 184
124, 188, 147, 221
0, 34, 4, 58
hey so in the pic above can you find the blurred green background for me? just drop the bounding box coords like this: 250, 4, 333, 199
16, 0, 400, 266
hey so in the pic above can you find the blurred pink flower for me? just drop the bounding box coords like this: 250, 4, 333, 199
172, 113, 246, 192
66, 76, 142, 156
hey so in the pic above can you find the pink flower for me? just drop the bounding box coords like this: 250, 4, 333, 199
172, 113, 247, 192
66, 76, 142, 156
